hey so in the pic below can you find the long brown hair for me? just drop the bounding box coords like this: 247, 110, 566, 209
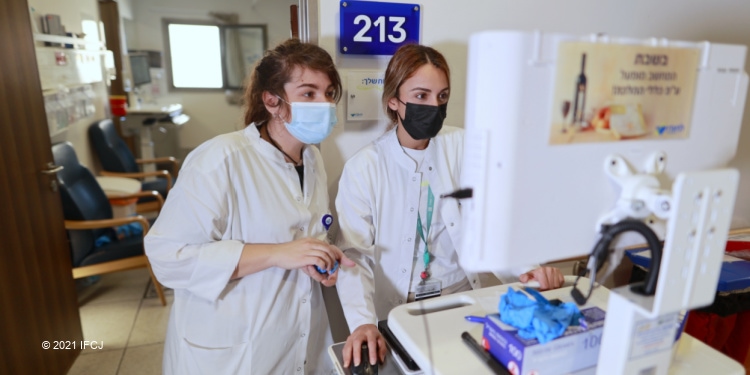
382, 44, 450, 129
243, 39, 342, 127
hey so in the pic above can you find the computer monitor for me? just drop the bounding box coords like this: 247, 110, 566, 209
129, 53, 152, 87
458, 30, 748, 273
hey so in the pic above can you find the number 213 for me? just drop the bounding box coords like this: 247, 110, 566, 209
353, 15, 407, 43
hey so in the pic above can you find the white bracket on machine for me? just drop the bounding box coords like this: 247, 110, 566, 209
592, 152, 672, 282
599, 152, 672, 227
596, 160, 739, 375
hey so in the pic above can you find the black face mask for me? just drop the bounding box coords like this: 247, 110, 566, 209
397, 99, 447, 140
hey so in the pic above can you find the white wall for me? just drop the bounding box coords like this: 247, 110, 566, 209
126, 0, 296, 154
318, 0, 750, 228
30, 0, 106, 169
118, 0, 133, 20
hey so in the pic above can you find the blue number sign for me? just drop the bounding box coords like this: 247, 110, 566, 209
340, 1, 421, 56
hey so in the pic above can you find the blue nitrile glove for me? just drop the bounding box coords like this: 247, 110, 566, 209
315, 260, 339, 274
94, 234, 113, 248
499, 287, 583, 344
499, 288, 538, 328
115, 222, 143, 240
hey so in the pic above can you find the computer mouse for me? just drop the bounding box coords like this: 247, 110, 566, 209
350, 343, 378, 375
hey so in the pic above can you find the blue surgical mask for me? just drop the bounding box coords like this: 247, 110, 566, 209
278, 98, 337, 144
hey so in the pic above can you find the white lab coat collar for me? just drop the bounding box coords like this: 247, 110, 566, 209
382, 127, 440, 173
244, 124, 318, 202
243, 124, 311, 166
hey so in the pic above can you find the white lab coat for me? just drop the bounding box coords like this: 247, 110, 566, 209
145, 124, 335, 375
335, 126, 489, 331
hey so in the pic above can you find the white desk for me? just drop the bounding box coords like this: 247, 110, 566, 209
387, 277, 744, 375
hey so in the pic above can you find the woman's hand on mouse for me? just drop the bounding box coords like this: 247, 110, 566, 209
342, 324, 386, 367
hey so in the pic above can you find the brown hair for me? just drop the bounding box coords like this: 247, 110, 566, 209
382, 44, 450, 128
243, 39, 342, 127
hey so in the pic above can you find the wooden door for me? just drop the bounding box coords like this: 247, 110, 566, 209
0, 0, 83, 374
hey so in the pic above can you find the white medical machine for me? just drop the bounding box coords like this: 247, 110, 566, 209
458, 30, 748, 375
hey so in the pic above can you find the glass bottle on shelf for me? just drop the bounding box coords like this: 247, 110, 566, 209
571, 53, 587, 128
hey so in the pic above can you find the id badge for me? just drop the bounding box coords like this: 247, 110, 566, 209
414, 280, 442, 301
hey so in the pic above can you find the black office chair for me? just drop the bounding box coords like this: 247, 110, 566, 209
52, 142, 166, 306
88, 119, 179, 213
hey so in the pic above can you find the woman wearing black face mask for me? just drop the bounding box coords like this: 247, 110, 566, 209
334, 44, 565, 369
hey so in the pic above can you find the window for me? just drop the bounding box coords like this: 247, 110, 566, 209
163, 20, 267, 90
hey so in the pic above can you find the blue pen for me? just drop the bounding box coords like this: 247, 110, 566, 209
579, 317, 588, 330
465, 315, 487, 324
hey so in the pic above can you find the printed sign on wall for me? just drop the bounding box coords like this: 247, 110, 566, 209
347, 71, 385, 121
339, 1, 420, 56
549, 42, 700, 145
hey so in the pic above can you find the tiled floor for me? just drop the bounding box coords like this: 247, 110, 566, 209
67, 268, 172, 375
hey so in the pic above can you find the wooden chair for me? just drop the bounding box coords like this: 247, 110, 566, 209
88, 118, 179, 214
52, 141, 166, 306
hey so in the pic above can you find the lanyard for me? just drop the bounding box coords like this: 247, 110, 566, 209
416, 185, 434, 281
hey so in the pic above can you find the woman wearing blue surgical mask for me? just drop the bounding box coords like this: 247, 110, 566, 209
335, 44, 565, 368
145, 39, 354, 375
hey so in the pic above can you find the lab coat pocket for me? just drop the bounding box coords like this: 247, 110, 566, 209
179, 292, 251, 348
181, 339, 251, 375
